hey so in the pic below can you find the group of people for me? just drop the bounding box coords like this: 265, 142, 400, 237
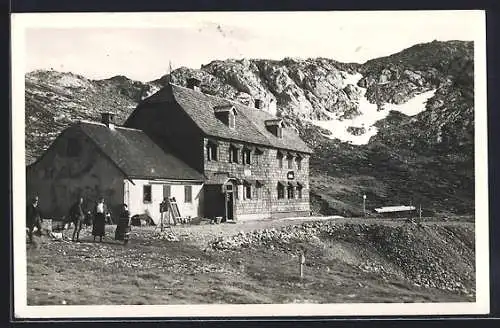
27, 195, 132, 245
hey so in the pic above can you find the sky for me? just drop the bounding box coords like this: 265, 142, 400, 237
20, 11, 483, 82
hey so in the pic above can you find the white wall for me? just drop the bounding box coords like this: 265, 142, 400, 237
125, 179, 203, 224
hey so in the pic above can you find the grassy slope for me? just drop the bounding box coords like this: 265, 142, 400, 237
306, 129, 474, 217
27, 219, 474, 305
302, 42, 474, 217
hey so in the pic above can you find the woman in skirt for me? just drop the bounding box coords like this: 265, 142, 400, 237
92, 198, 106, 242
115, 204, 131, 245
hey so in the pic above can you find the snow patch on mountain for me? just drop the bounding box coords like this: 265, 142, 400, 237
382, 90, 436, 116
310, 72, 436, 145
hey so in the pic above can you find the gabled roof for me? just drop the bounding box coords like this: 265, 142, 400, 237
76, 121, 204, 181
167, 84, 313, 154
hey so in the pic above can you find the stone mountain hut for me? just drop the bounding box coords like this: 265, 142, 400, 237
27, 78, 313, 223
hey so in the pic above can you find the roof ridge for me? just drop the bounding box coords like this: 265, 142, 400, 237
77, 120, 143, 132
77, 119, 105, 126
115, 126, 143, 132
171, 82, 273, 114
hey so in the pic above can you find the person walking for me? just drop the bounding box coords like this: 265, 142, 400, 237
26, 196, 43, 243
69, 197, 85, 242
114, 204, 131, 245
92, 197, 106, 242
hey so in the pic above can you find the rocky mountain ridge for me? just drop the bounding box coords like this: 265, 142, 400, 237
25, 40, 474, 216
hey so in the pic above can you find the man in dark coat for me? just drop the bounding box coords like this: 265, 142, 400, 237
114, 204, 131, 245
69, 197, 85, 242
26, 196, 42, 243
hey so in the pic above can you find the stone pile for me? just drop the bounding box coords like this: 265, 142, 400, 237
208, 221, 475, 295
209, 225, 320, 252
153, 231, 179, 242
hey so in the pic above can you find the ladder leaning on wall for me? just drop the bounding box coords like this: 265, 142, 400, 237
157, 197, 182, 231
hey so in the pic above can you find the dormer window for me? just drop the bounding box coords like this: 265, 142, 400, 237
214, 105, 237, 129
265, 119, 283, 138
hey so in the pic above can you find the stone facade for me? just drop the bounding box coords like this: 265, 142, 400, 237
203, 137, 310, 221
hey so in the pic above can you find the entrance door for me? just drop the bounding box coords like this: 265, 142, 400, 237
225, 192, 234, 221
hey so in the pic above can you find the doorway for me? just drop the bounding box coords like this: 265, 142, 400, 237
225, 191, 234, 221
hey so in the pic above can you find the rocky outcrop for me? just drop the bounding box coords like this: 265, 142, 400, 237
24, 40, 475, 216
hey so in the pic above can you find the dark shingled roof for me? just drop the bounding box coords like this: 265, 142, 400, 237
76, 121, 204, 181
169, 84, 313, 154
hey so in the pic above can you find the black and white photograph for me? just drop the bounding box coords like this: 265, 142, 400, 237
11, 10, 489, 318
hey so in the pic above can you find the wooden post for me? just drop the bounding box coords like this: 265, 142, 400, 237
160, 201, 164, 232
363, 194, 367, 218
299, 252, 305, 280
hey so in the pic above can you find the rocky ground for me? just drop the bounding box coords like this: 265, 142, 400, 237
26, 216, 475, 305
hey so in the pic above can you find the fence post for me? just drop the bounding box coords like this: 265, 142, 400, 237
300, 251, 305, 280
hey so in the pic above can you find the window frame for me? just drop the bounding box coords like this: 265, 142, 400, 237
229, 145, 239, 163
207, 143, 218, 161
296, 157, 302, 170
184, 185, 193, 203
163, 184, 171, 200
287, 156, 293, 169
143, 184, 152, 204
277, 152, 283, 169
287, 185, 295, 199
243, 148, 252, 165
297, 185, 303, 199
244, 184, 252, 200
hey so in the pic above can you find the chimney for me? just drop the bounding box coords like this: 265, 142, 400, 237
101, 112, 115, 129
187, 77, 201, 91
254, 98, 264, 109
